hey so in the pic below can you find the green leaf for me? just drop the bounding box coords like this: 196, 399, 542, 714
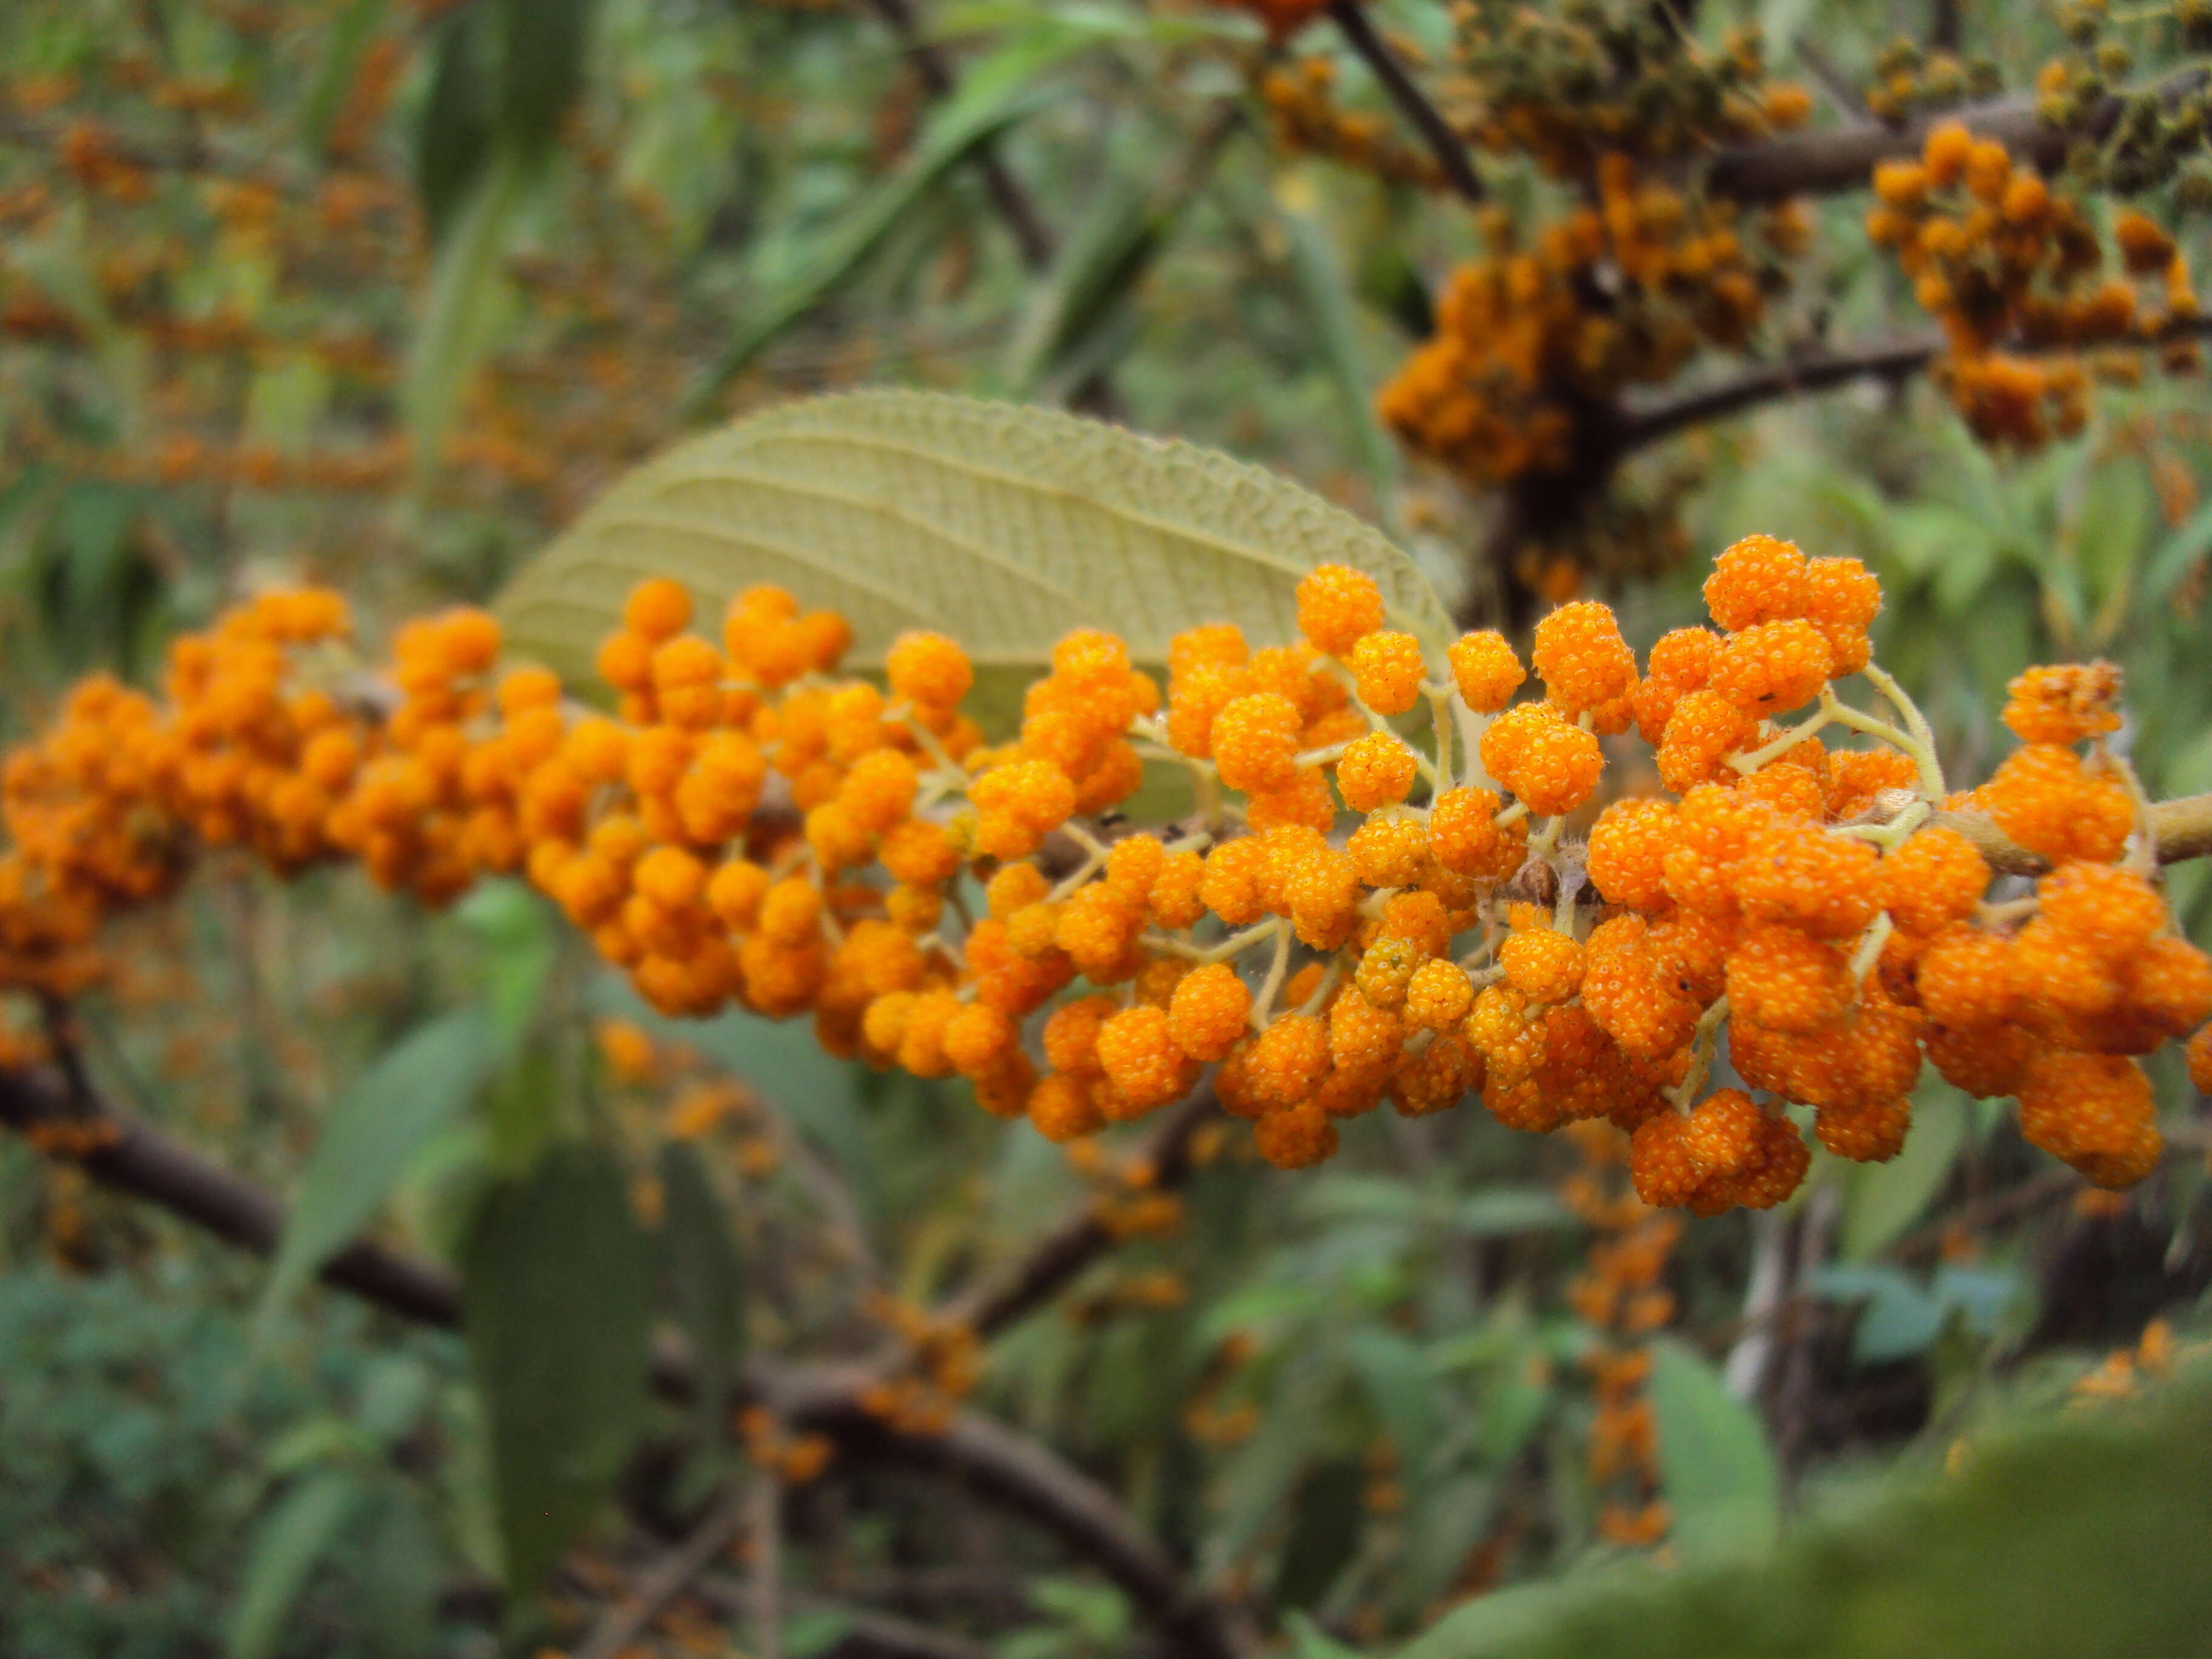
462, 1141, 654, 1594
2142, 491, 2212, 608
255, 1010, 497, 1344
1276, 170, 1399, 501
300, 0, 388, 156
497, 391, 1453, 728
414, 7, 495, 243
1397, 1357, 2212, 1659
1002, 170, 1167, 399
1646, 1337, 1778, 1561
1286, 1612, 1362, 1659
455, 879, 555, 1048
361, 1492, 441, 1659
227, 1469, 366, 1659
681, 81, 1055, 415
401, 141, 528, 484
1453, 1188, 1574, 1238
1840, 1082, 1968, 1262
497, 0, 594, 161
659, 1141, 747, 1440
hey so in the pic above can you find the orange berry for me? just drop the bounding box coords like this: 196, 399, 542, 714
1095, 1004, 1192, 1111
1347, 811, 1427, 887
1735, 819, 1881, 939
1336, 731, 1418, 812
1501, 927, 1584, 1003
1429, 786, 1520, 877
1212, 693, 1305, 794
2016, 1050, 2160, 1188
1629, 1111, 1701, 1207
2001, 662, 2123, 745
1725, 923, 1852, 1034
1532, 600, 1637, 717
1479, 702, 1603, 817
1404, 958, 1475, 1031
624, 577, 694, 642
1704, 534, 1808, 631
1880, 826, 1988, 935
1587, 798, 1675, 910
1255, 1101, 1338, 1168
1448, 631, 1526, 712
1656, 690, 1758, 794
1170, 962, 1252, 1060
1707, 618, 1833, 716
1681, 1089, 1765, 1179
1250, 1013, 1330, 1108
886, 631, 973, 711
1633, 627, 1719, 743
2188, 1024, 2212, 1095
1815, 1096, 1910, 1162
1978, 746, 2132, 865
1296, 563, 1386, 656
1923, 121, 1972, 186
1349, 631, 1427, 716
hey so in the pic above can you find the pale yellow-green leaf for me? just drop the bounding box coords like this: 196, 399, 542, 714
494, 390, 1452, 729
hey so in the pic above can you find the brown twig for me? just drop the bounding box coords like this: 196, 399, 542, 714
752, 1470, 785, 1659
1617, 334, 1942, 451
1326, 0, 1486, 205
1618, 312, 2212, 456
1700, 68, 2210, 205
699, 1580, 996, 1659
942, 1082, 1219, 1341
575, 1486, 753, 1659
1934, 792, 2212, 878
858, 0, 1056, 270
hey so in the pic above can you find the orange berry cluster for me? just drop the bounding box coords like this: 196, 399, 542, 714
1259, 59, 1446, 190
1378, 158, 1804, 484
856, 1295, 983, 1436
1447, 2, 1814, 176
2, 538, 2208, 1215
1561, 1121, 1676, 1551
1866, 122, 2201, 446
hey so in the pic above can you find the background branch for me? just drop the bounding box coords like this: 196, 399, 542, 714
1617, 335, 1939, 451
943, 1082, 1219, 1341
859, 0, 1056, 269
1700, 69, 2208, 204
1327, 0, 1487, 204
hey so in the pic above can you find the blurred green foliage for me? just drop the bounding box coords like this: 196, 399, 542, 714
1, 0, 2211, 1654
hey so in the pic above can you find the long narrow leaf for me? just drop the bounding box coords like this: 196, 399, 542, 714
254, 1010, 496, 1344
227, 1470, 366, 1659
681, 71, 1064, 417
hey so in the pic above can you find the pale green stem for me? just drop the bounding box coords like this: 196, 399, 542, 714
1045, 851, 1107, 905
1248, 922, 1294, 1031
1296, 953, 1350, 1017
1849, 913, 1894, 986
2099, 744, 2162, 877
1665, 995, 1731, 1110
1858, 665, 1947, 797
1142, 919, 1279, 966
1425, 685, 1458, 792
1728, 711, 1834, 776
887, 702, 962, 777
